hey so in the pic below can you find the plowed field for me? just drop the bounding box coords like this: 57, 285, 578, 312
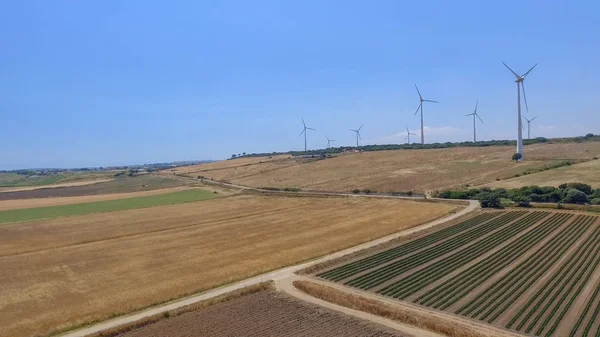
317, 210, 600, 337
116, 290, 407, 337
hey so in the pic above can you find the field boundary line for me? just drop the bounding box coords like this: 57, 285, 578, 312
58, 199, 478, 337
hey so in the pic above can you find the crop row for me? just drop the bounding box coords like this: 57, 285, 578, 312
317, 212, 499, 282
507, 224, 600, 334
377, 211, 549, 300
570, 281, 600, 337
344, 211, 526, 290
457, 215, 595, 322
415, 212, 573, 309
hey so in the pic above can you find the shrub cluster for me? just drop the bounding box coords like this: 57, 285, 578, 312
438, 183, 600, 208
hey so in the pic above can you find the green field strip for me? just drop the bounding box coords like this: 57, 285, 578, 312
507, 225, 600, 331
457, 215, 593, 320
377, 211, 548, 299
317, 212, 500, 282
570, 282, 600, 337
0, 189, 217, 223
416, 212, 572, 309
524, 228, 600, 336
344, 212, 525, 290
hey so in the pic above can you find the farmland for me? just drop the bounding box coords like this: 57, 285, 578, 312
316, 210, 600, 337
0, 194, 454, 337
0, 171, 115, 188
171, 142, 600, 193
113, 289, 407, 337
0, 175, 185, 200
0, 188, 218, 223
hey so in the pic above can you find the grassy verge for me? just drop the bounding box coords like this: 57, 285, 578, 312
293, 280, 494, 337
0, 189, 217, 224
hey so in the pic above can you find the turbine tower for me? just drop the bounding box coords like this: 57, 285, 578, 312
325, 135, 336, 148
502, 62, 537, 161
405, 126, 416, 145
523, 115, 538, 139
350, 124, 363, 148
299, 118, 315, 151
414, 84, 439, 145
465, 100, 484, 142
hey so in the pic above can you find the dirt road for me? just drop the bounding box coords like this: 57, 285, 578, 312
60, 198, 477, 337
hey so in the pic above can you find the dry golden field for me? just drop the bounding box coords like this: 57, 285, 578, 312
172, 142, 600, 193
0, 194, 455, 337
484, 158, 600, 189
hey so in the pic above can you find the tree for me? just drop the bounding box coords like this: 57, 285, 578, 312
585, 133, 595, 138
476, 192, 501, 208
512, 195, 531, 207
512, 153, 523, 162
562, 189, 589, 204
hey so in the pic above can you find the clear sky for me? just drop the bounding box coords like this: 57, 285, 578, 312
1, 1, 599, 169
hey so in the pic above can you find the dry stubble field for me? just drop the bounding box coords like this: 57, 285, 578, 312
0, 194, 455, 337
171, 142, 600, 193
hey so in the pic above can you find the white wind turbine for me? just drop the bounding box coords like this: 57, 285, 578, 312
405, 126, 416, 145
502, 62, 538, 161
350, 124, 363, 147
326, 135, 336, 148
465, 100, 484, 142
414, 84, 439, 144
299, 118, 315, 151
522, 115, 538, 139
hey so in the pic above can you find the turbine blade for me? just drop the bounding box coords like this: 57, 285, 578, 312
302, 118, 306, 128
476, 113, 484, 124
307, 127, 316, 131
424, 100, 439, 103
405, 135, 409, 141
414, 103, 422, 116
358, 132, 362, 140
522, 81, 530, 112
358, 124, 363, 131
531, 116, 538, 121
502, 61, 520, 79
474, 100, 479, 113
406, 125, 409, 133
414, 84, 423, 101
350, 129, 357, 132
465, 113, 475, 116
522, 63, 538, 78
299, 129, 305, 136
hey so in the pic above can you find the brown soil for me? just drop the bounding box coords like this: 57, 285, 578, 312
0, 194, 453, 337
0, 178, 114, 193
115, 289, 407, 337
0, 175, 185, 200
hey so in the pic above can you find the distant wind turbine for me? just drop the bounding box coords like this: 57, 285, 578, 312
502, 61, 538, 160
414, 84, 439, 144
465, 100, 484, 142
405, 126, 416, 145
326, 135, 336, 148
350, 125, 363, 147
299, 118, 315, 151
522, 115, 538, 139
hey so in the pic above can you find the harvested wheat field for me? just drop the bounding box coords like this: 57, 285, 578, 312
174, 142, 600, 193
0, 194, 455, 337
317, 210, 600, 337
484, 158, 600, 189
114, 289, 407, 337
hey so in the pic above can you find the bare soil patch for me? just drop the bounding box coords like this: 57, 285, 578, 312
0, 194, 453, 337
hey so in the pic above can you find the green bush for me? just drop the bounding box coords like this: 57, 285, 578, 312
362, 189, 372, 194
512, 196, 531, 207
476, 192, 502, 208
352, 189, 360, 194
562, 189, 590, 204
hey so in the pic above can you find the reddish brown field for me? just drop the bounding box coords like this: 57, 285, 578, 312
116, 290, 407, 337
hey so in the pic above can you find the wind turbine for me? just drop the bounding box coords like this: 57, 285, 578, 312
465, 100, 484, 142
325, 135, 336, 148
414, 84, 439, 144
405, 126, 416, 145
299, 118, 315, 151
502, 61, 538, 160
350, 124, 363, 147
522, 115, 538, 139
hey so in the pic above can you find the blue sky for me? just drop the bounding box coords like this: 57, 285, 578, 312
1, 1, 599, 169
